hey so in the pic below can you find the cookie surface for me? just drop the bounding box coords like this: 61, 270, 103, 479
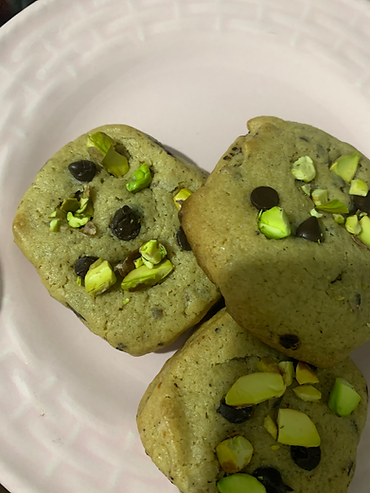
137, 308, 368, 493
182, 116, 370, 367
13, 125, 219, 355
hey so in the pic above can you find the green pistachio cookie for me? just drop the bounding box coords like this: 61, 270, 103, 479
181, 116, 370, 367
13, 125, 219, 355
137, 309, 367, 493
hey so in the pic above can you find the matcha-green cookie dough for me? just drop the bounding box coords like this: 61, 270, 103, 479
13, 125, 219, 355
137, 309, 368, 493
181, 116, 370, 367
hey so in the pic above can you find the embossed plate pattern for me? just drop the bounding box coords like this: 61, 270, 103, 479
1, 0, 370, 492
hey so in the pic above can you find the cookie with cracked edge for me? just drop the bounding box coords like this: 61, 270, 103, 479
137, 308, 368, 493
13, 124, 220, 355
181, 116, 370, 367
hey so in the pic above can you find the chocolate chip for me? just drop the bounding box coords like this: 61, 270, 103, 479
353, 192, 370, 214
291, 446, 321, 471
253, 467, 293, 493
115, 249, 141, 278
176, 227, 192, 250
74, 256, 98, 279
217, 399, 253, 423
68, 160, 97, 182
296, 216, 324, 243
110, 205, 141, 241
250, 186, 279, 211
279, 334, 300, 350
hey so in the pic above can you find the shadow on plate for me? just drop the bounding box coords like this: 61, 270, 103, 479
155, 297, 225, 354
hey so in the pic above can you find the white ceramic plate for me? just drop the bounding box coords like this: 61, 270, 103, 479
1, 0, 370, 491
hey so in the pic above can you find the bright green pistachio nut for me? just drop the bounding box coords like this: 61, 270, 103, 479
139, 240, 167, 265
60, 197, 80, 213
328, 377, 361, 416
258, 206, 291, 239
277, 408, 321, 447
225, 372, 285, 406
345, 215, 361, 235
121, 259, 173, 291
85, 258, 117, 296
349, 179, 368, 197
126, 164, 152, 193
310, 208, 323, 218
301, 184, 311, 196
291, 156, 316, 182
49, 218, 61, 232
49, 210, 57, 218
102, 146, 129, 177
87, 132, 114, 159
311, 189, 328, 206
333, 214, 345, 224
67, 212, 91, 228
173, 188, 192, 210
316, 199, 349, 214
359, 215, 370, 245
216, 436, 254, 474
134, 257, 144, 269
217, 474, 266, 493
330, 151, 360, 182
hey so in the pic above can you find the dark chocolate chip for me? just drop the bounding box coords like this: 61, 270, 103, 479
291, 446, 321, 471
176, 227, 192, 251
353, 192, 370, 214
253, 467, 293, 493
74, 256, 99, 279
279, 334, 300, 350
217, 399, 254, 423
68, 160, 97, 182
110, 205, 141, 241
250, 186, 279, 211
296, 216, 324, 243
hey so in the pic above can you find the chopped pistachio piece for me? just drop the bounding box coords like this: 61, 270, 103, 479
134, 257, 144, 269
225, 372, 285, 407
296, 361, 319, 385
350, 179, 368, 197
60, 197, 80, 213
311, 189, 328, 207
87, 131, 115, 163
122, 298, 130, 306
316, 199, 349, 214
102, 145, 129, 177
330, 151, 360, 183
277, 409, 321, 447
358, 215, 370, 245
173, 188, 192, 210
216, 436, 254, 473
49, 218, 61, 232
66, 212, 91, 228
256, 358, 280, 373
333, 214, 345, 224
121, 258, 173, 291
293, 385, 322, 402
126, 164, 152, 193
49, 210, 57, 218
258, 207, 291, 239
263, 415, 277, 440
277, 361, 294, 387
291, 156, 316, 182
271, 445, 280, 451
310, 208, 323, 218
76, 276, 83, 286
328, 377, 361, 416
301, 184, 311, 196
85, 258, 117, 296
217, 474, 266, 493
139, 240, 167, 265
345, 215, 361, 235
